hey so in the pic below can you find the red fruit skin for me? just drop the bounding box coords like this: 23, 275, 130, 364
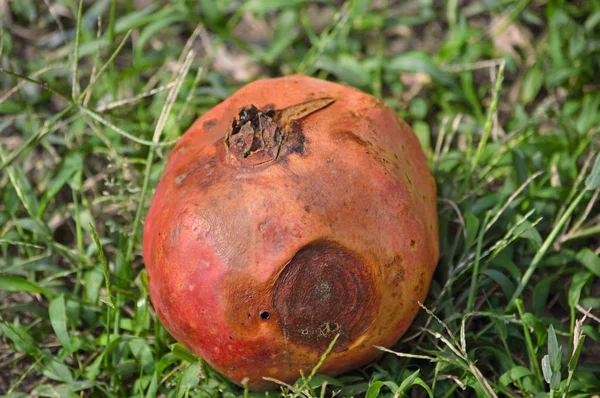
143, 75, 439, 390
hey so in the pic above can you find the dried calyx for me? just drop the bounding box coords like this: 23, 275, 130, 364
225, 98, 334, 167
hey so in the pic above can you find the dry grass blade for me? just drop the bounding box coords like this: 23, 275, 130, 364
151, 49, 195, 143
485, 170, 544, 233
95, 82, 176, 112
374, 345, 437, 361
79, 107, 178, 147
0, 65, 64, 104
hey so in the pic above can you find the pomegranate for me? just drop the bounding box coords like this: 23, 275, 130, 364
143, 75, 438, 390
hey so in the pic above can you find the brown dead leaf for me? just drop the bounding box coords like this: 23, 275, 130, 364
306, 4, 336, 34
233, 13, 273, 45
0, 0, 10, 25
490, 15, 535, 65
400, 73, 431, 103
213, 46, 261, 82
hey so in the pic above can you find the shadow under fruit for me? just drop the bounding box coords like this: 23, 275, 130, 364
142, 75, 439, 391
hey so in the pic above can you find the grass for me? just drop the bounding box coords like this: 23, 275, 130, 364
1, 0, 599, 397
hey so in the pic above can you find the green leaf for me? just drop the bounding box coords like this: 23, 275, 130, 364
365, 380, 398, 398
112, 5, 161, 33
580, 297, 600, 310
63, 380, 93, 392
568, 271, 592, 308
83, 265, 104, 304
521, 63, 543, 104
521, 311, 546, 344
264, 10, 299, 64
499, 366, 533, 387
242, 0, 328, 13
12, 218, 48, 237
178, 362, 201, 395
0, 321, 39, 355
129, 338, 155, 374
145, 372, 159, 398
585, 154, 600, 189
541, 355, 552, 383
337, 383, 369, 397
3, 392, 30, 398
397, 370, 432, 397
90, 223, 113, 307
464, 213, 480, 250
83, 351, 105, 381
49, 294, 73, 353
136, 14, 188, 59
409, 97, 428, 119
532, 276, 554, 315
387, 52, 456, 87
38, 151, 83, 216
115, 359, 137, 377
409, 378, 434, 398
0, 148, 40, 219
10, 0, 37, 22
550, 370, 561, 390
460, 71, 485, 122
575, 248, 600, 277
32, 385, 80, 398
585, 11, 600, 30
575, 93, 600, 134
170, 343, 197, 363
568, 336, 586, 371
306, 374, 345, 388
156, 353, 180, 376
516, 219, 543, 248
315, 54, 370, 88
482, 269, 515, 299
397, 369, 421, 392
547, 325, 561, 372
43, 359, 74, 383
413, 121, 431, 153
0, 101, 23, 115
199, 0, 224, 24
0, 275, 55, 296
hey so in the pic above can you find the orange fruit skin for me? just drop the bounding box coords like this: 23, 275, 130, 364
143, 75, 439, 390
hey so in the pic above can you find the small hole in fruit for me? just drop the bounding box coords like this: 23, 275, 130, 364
260, 311, 270, 320
410, 240, 416, 248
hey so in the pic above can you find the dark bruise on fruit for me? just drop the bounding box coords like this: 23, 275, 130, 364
272, 240, 379, 351
224, 98, 335, 167
332, 130, 370, 148
203, 119, 217, 130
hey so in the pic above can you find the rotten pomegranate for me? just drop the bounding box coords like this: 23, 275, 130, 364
143, 75, 439, 390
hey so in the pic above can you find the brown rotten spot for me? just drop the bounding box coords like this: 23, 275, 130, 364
143, 75, 439, 391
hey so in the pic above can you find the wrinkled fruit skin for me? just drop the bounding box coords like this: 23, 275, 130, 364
143, 75, 439, 391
